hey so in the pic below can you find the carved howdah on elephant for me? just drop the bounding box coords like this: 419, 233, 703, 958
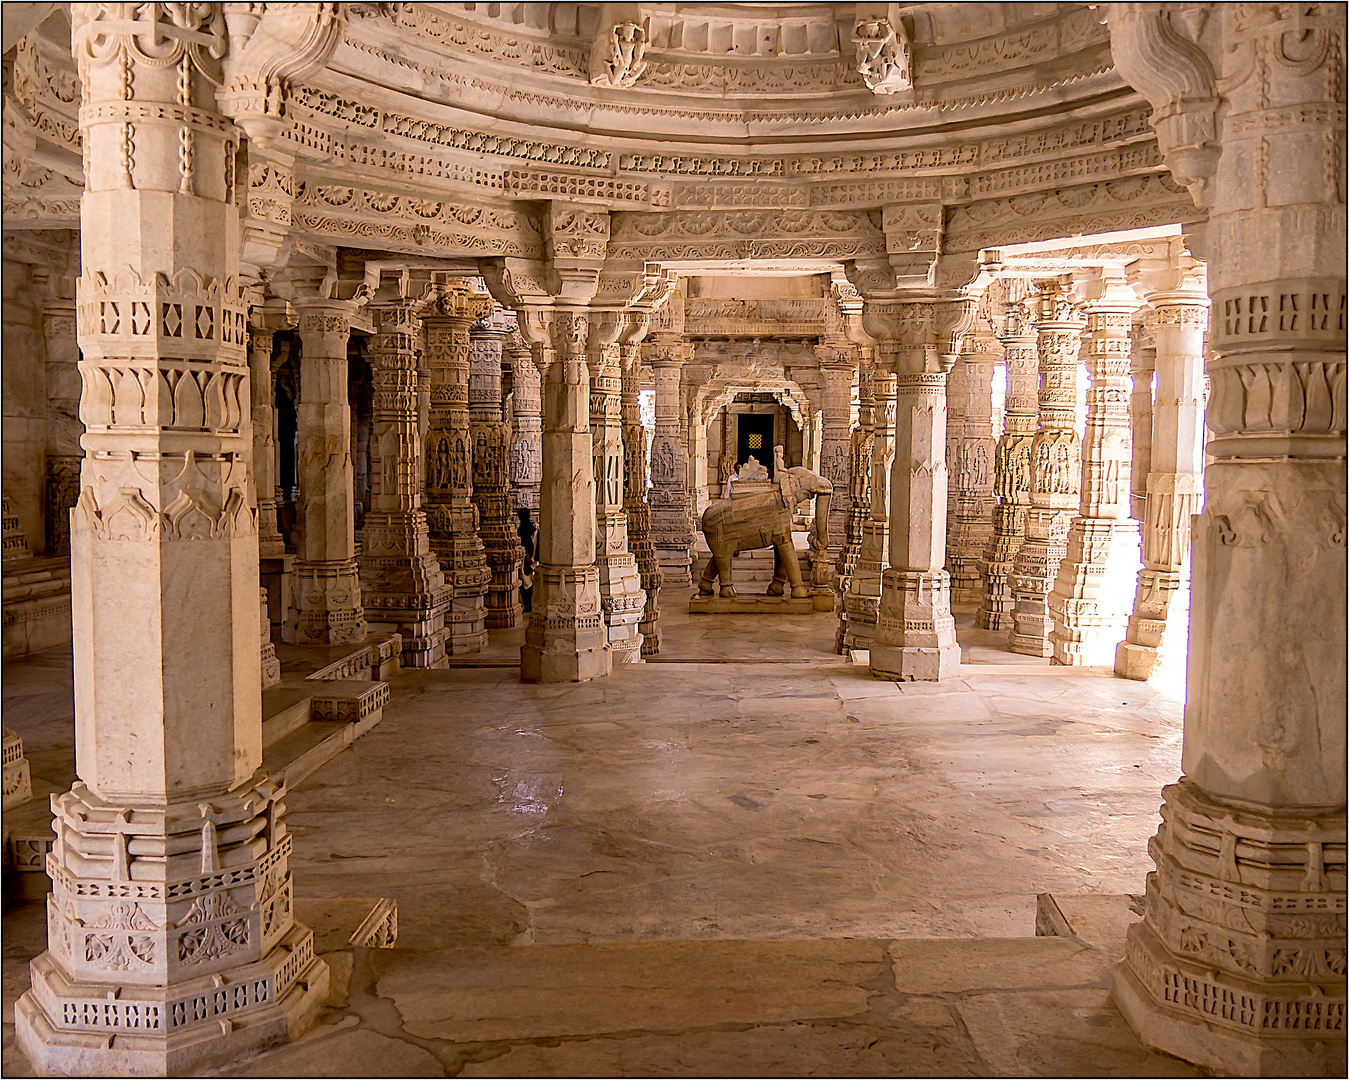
698, 447, 832, 599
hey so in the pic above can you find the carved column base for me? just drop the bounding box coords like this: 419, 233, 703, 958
14, 776, 330, 1077
3, 727, 33, 810
521, 567, 612, 683
639, 583, 662, 657
1049, 518, 1142, 666
1111, 781, 1347, 1078
287, 561, 367, 646
430, 509, 490, 655
870, 568, 960, 682
842, 519, 888, 652
1115, 566, 1186, 681
1008, 508, 1072, 656
949, 495, 995, 604
359, 514, 451, 668
976, 506, 1027, 630
483, 550, 525, 631
598, 556, 645, 665
653, 547, 693, 590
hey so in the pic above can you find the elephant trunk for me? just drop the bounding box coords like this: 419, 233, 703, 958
811, 492, 831, 551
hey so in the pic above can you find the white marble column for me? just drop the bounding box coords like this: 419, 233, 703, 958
865, 295, 970, 682
287, 298, 367, 645
648, 326, 695, 590
247, 304, 292, 559
817, 347, 856, 573
1126, 318, 1156, 527
1108, 7, 1346, 1075
621, 335, 662, 656
944, 351, 966, 548
359, 292, 451, 667
16, 7, 327, 1071
687, 395, 710, 518
588, 313, 645, 663
1049, 272, 1142, 665
1009, 283, 1085, 656
1116, 264, 1208, 680
470, 311, 525, 630
507, 328, 543, 516
835, 353, 875, 651
947, 306, 999, 603
977, 293, 1040, 630
418, 280, 493, 655
842, 366, 895, 653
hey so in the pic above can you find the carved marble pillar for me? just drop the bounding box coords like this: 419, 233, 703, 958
470, 313, 525, 630
39, 287, 81, 557
359, 296, 451, 667
247, 305, 291, 558
686, 393, 709, 518
1107, 7, 1346, 1075
977, 298, 1040, 630
287, 299, 367, 646
418, 280, 493, 655
1127, 319, 1157, 525
948, 310, 999, 603
842, 367, 895, 652
519, 308, 611, 682
817, 347, 856, 573
865, 296, 968, 682
1049, 274, 1142, 665
15, 8, 328, 1072
1009, 283, 1085, 656
648, 340, 694, 589
621, 338, 662, 656
588, 314, 645, 663
944, 351, 966, 544
1116, 271, 1208, 680
507, 329, 542, 515
835, 353, 875, 652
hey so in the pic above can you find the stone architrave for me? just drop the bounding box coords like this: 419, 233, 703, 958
14, 7, 329, 1072
1048, 272, 1142, 666
470, 309, 525, 630
835, 353, 875, 652
977, 290, 1040, 630
287, 297, 368, 646
862, 292, 972, 682
817, 345, 857, 576
647, 292, 695, 589
1008, 282, 1085, 657
506, 328, 543, 514
359, 288, 452, 667
1115, 258, 1207, 680
947, 300, 999, 603
588, 311, 645, 663
37, 279, 81, 557
417, 278, 494, 655
842, 364, 895, 653
1107, 6, 1346, 1075
620, 334, 662, 656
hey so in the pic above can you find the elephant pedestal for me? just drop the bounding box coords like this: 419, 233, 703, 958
689, 593, 819, 615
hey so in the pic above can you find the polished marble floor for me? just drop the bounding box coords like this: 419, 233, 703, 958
3, 600, 1201, 1076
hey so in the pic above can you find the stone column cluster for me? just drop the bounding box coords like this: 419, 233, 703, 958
418, 279, 494, 655
647, 292, 695, 590
470, 308, 525, 630
506, 328, 543, 515
621, 336, 662, 656
16, 7, 328, 1071
946, 298, 999, 603
1009, 282, 1084, 656
977, 288, 1040, 630
841, 363, 895, 653
1048, 272, 1142, 665
835, 353, 875, 651
817, 347, 857, 572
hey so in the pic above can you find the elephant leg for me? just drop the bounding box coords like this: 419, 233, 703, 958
767, 545, 787, 596
778, 543, 808, 598
698, 551, 719, 595
716, 553, 736, 598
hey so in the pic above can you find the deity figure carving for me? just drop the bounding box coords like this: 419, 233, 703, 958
852, 18, 911, 94
591, 21, 648, 88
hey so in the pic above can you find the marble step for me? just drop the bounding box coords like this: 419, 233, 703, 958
262, 683, 317, 747
262, 682, 388, 789
218, 933, 1200, 1078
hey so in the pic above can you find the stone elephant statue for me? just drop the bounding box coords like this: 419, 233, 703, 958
698, 454, 832, 599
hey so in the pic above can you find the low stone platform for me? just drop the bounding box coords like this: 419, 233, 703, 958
1, 556, 71, 660
689, 593, 823, 614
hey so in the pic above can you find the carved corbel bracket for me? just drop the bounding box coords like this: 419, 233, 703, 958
1107, 4, 1220, 209
590, 10, 648, 89
218, 3, 345, 150
882, 203, 944, 287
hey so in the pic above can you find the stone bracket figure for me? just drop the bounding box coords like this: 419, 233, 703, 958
698, 446, 832, 599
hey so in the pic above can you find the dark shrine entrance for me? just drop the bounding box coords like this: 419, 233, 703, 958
736, 413, 776, 476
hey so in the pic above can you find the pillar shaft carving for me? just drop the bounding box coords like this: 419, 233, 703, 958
648, 336, 695, 589
41, 295, 81, 556
418, 280, 494, 655
861, 294, 969, 681
470, 316, 525, 631
947, 309, 999, 604
1108, 7, 1347, 1074
843, 367, 894, 652
817, 348, 857, 577
358, 297, 451, 667
1049, 278, 1142, 666
621, 340, 662, 656
1117, 275, 1209, 681
247, 305, 292, 558
588, 314, 645, 663
507, 329, 543, 514
1009, 284, 1085, 657
835, 353, 875, 652
287, 299, 367, 646
16, 7, 327, 1071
